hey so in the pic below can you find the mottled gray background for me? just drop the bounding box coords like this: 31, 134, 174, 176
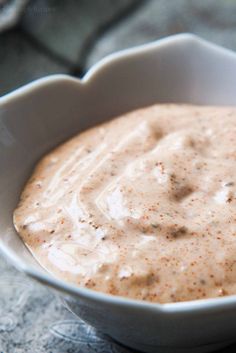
1, 1, 236, 352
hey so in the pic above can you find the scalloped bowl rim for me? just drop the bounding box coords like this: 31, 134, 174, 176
1, 33, 236, 314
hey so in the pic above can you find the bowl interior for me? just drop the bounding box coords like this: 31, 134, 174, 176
1, 33, 236, 298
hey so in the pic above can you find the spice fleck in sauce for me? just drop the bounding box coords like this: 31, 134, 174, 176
13, 104, 236, 303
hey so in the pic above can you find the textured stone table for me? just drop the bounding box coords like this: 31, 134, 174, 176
2, 0, 236, 352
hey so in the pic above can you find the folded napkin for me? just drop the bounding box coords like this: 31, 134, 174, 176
0, 0, 29, 32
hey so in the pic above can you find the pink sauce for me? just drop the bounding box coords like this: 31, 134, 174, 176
13, 104, 236, 303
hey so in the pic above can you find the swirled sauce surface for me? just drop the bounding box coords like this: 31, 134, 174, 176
13, 104, 236, 303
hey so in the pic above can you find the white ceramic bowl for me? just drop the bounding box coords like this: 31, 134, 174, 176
1, 34, 236, 353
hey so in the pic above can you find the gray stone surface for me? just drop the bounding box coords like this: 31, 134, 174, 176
2, 0, 236, 352
0, 257, 132, 353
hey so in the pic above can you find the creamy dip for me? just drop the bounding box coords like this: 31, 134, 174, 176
14, 104, 236, 303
